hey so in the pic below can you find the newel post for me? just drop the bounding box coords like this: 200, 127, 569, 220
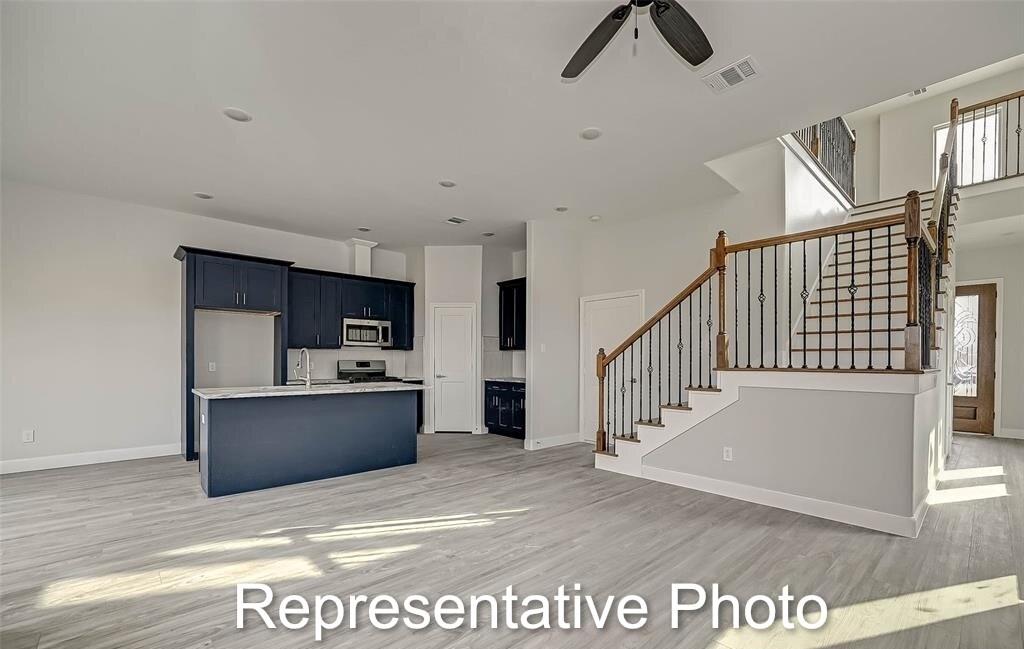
904, 190, 922, 372
950, 97, 959, 123
595, 348, 607, 453
714, 231, 730, 369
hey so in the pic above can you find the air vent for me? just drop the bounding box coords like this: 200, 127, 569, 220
907, 87, 928, 97
702, 56, 759, 94
446, 216, 468, 225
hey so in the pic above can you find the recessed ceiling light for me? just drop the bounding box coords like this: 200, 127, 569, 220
589, 215, 602, 222
580, 127, 602, 140
222, 107, 253, 123
482, 232, 495, 238
446, 216, 468, 225
555, 206, 569, 212
357, 227, 372, 233
193, 192, 214, 200
439, 180, 457, 188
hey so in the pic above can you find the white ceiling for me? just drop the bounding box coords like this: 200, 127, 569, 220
3, 1, 1022, 248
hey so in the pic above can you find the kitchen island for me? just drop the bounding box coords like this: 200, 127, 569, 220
192, 383, 424, 496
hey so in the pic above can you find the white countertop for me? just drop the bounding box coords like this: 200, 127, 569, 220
485, 377, 526, 384
193, 382, 426, 400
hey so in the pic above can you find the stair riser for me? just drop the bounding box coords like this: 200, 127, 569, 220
823, 269, 909, 283
812, 297, 908, 316
795, 331, 906, 347
785, 350, 908, 370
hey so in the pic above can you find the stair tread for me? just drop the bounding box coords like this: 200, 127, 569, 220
612, 435, 641, 443
593, 449, 618, 457
687, 386, 721, 393
661, 404, 692, 411
635, 419, 664, 428
805, 312, 902, 318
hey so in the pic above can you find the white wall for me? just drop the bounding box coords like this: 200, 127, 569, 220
0, 180, 406, 471
423, 245, 483, 434
481, 245, 524, 380
195, 311, 274, 388
848, 64, 1024, 200
956, 241, 1024, 435
526, 219, 583, 449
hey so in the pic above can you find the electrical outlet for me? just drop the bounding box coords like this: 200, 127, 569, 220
22, 429, 35, 443
722, 446, 733, 461
208, 362, 216, 372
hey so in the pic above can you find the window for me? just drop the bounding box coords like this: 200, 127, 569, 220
934, 106, 1002, 186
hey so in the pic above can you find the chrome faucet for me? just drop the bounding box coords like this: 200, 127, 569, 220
295, 348, 312, 389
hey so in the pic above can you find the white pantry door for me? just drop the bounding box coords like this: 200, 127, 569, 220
579, 292, 644, 442
432, 305, 476, 432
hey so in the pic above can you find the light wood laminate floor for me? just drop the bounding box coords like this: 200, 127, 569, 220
2, 433, 1022, 648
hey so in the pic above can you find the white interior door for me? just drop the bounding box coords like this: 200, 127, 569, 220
579, 292, 643, 442
433, 305, 476, 432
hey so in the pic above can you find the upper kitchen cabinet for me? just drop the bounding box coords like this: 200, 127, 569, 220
388, 283, 414, 350
341, 278, 388, 319
497, 277, 526, 350
178, 248, 288, 314
287, 271, 342, 348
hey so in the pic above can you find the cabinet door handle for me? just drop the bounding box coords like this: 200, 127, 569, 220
243, 292, 247, 305
316, 334, 320, 345
235, 291, 239, 305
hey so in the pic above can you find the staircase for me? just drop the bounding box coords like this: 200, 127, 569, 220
593, 99, 962, 488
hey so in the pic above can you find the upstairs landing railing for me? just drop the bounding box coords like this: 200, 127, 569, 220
594, 99, 960, 455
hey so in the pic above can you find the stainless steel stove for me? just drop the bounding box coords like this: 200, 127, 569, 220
337, 359, 402, 383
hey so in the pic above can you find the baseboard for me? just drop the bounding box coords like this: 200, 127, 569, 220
525, 434, 581, 450
997, 427, 1024, 440
0, 444, 179, 475
642, 465, 925, 537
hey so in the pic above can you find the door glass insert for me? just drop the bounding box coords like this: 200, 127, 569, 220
953, 294, 980, 397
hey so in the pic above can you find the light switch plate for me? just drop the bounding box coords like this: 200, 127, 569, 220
22, 429, 35, 443
723, 446, 733, 461
208, 362, 216, 372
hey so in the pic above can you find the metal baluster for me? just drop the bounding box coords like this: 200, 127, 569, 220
982, 104, 987, 182
746, 250, 752, 368
630, 344, 635, 436
658, 319, 662, 412
887, 225, 893, 370
689, 296, 693, 388
606, 361, 611, 450
848, 232, 858, 369
677, 303, 683, 405
817, 236, 823, 369
699, 282, 704, 388
611, 360, 616, 440
638, 334, 644, 424
833, 234, 840, 369
801, 240, 808, 369
972, 108, 977, 184
1017, 97, 1021, 176
868, 228, 874, 369
667, 307, 673, 405
1004, 99, 1009, 180
759, 247, 765, 368
647, 329, 652, 422
733, 253, 739, 368
788, 242, 793, 369
773, 245, 778, 368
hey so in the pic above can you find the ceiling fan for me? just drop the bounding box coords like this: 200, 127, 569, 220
561, 0, 713, 79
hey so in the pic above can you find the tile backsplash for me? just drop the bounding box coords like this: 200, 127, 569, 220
287, 346, 416, 380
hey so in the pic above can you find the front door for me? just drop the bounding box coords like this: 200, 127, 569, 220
433, 305, 476, 432
952, 283, 997, 434
580, 292, 644, 442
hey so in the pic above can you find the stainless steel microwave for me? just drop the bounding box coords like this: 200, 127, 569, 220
342, 318, 392, 347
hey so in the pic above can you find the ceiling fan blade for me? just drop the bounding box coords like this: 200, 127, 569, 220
561, 3, 632, 79
649, 0, 713, 67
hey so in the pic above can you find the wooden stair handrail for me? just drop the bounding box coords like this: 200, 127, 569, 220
930, 98, 959, 229
724, 212, 903, 254
958, 89, 1024, 115
601, 265, 717, 367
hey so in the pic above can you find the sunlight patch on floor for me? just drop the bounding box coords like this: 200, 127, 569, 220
39, 557, 321, 608
159, 537, 292, 556
307, 518, 495, 542
711, 576, 1022, 649
328, 545, 420, 568
928, 482, 1008, 505
937, 465, 1004, 481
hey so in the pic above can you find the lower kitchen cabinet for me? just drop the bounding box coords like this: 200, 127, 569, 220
484, 380, 525, 439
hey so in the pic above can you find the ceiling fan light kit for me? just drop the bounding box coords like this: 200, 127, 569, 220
562, 0, 713, 80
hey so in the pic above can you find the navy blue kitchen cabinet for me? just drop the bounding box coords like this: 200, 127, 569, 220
498, 278, 526, 350
287, 272, 342, 349
194, 254, 284, 313
388, 283, 414, 350
341, 278, 388, 319
289, 269, 413, 350
484, 380, 525, 439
